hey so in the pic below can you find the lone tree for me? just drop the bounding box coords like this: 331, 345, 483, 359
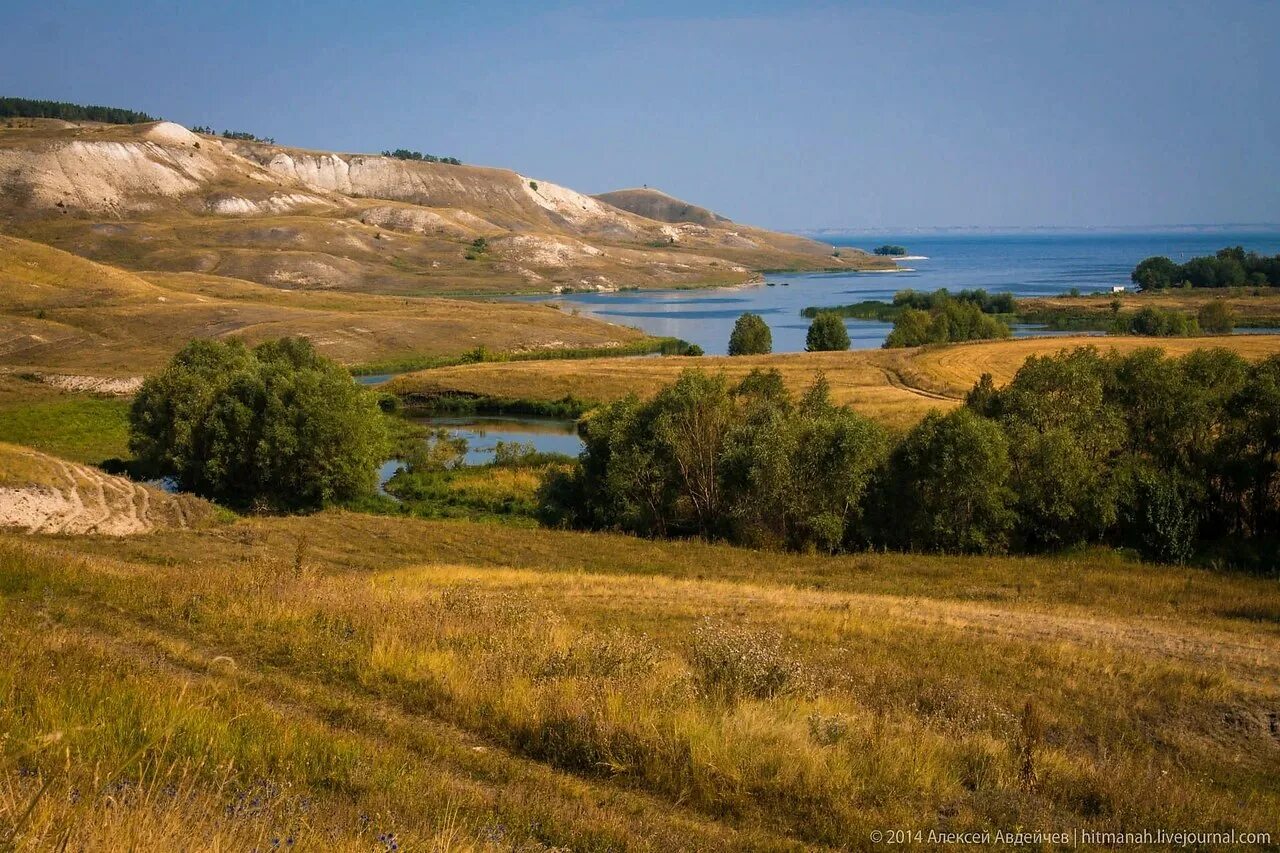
129, 338, 389, 511
727, 313, 772, 356
805, 312, 851, 352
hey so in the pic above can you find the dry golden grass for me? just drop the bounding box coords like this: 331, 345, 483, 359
391, 350, 958, 430
3, 508, 1278, 849
0, 235, 646, 375
897, 334, 1280, 397
390, 334, 1280, 429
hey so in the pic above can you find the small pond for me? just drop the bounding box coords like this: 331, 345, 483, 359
380, 414, 582, 487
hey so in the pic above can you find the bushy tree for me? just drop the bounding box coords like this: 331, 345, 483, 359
727, 313, 772, 355
875, 408, 1015, 553
805, 312, 851, 351
884, 307, 934, 347
1131, 256, 1179, 290
129, 338, 389, 511
971, 349, 1123, 548
1197, 300, 1235, 334
722, 372, 887, 550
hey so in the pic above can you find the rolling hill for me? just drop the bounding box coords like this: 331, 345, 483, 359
0, 235, 648, 376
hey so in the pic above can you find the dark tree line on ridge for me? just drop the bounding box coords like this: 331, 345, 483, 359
538, 346, 1280, 570
1, 96, 155, 124
382, 149, 463, 165
1132, 246, 1280, 290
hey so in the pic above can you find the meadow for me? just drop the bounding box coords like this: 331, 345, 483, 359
2, 510, 1278, 849
4, 320, 1280, 849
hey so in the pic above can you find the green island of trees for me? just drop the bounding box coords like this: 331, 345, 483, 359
0, 96, 156, 124
874, 244, 907, 256
805, 312, 851, 351
1132, 246, 1280, 290
803, 288, 1017, 322
810, 287, 1242, 341
727, 313, 773, 355
382, 148, 463, 165
129, 338, 388, 511
538, 346, 1280, 569
885, 301, 1011, 348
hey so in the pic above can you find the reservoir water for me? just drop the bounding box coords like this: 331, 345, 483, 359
517, 230, 1280, 354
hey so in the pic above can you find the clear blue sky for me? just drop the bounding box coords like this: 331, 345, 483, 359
3, 1, 1277, 230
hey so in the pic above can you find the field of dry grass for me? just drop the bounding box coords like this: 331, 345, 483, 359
391, 350, 957, 430
2, 509, 1277, 849
0, 235, 648, 376
389, 334, 1280, 430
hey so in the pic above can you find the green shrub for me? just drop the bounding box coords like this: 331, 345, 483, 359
1197, 301, 1235, 334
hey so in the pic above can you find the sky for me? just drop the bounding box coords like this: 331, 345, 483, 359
3, 0, 1277, 230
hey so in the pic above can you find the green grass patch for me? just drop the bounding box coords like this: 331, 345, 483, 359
0, 395, 131, 463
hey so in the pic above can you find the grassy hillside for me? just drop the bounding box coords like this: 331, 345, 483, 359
0, 376, 130, 462
594, 187, 731, 226
2, 509, 1276, 848
388, 334, 1280, 429
0, 235, 650, 375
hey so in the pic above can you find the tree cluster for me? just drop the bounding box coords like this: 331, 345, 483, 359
885, 300, 1011, 348
381, 148, 462, 165
1131, 247, 1280, 290
893, 288, 1017, 315
1110, 306, 1200, 337
540, 347, 1280, 568
0, 97, 155, 124
129, 338, 389, 512
874, 244, 907, 256
538, 370, 889, 552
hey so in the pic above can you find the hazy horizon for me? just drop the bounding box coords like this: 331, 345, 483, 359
3, 0, 1277, 231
